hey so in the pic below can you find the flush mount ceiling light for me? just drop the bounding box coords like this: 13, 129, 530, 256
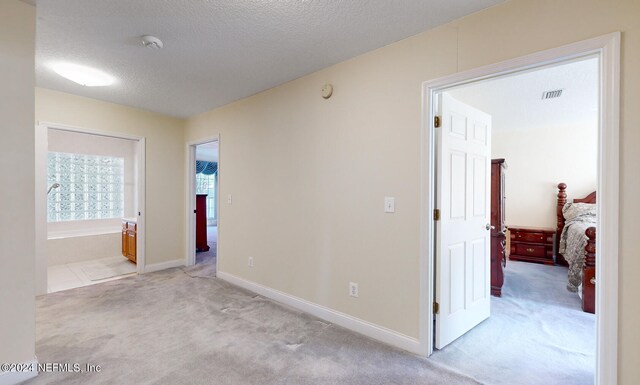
51, 62, 115, 87
142, 35, 163, 49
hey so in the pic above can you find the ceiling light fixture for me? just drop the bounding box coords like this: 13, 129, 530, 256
142, 35, 163, 49
51, 62, 115, 87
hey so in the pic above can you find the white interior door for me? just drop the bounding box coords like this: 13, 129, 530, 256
435, 93, 492, 349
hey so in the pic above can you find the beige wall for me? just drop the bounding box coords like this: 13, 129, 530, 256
36, 88, 186, 267
185, 0, 640, 381
493, 123, 598, 228
0, 0, 36, 367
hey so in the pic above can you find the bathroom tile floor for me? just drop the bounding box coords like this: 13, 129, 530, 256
47, 257, 136, 293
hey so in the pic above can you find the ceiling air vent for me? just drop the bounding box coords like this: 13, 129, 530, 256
542, 89, 564, 100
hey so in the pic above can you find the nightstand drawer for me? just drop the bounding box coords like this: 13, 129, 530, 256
514, 243, 546, 258
511, 231, 545, 243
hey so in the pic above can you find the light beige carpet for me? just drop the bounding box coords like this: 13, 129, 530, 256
431, 260, 596, 385
28, 259, 478, 385
79, 256, 136, 281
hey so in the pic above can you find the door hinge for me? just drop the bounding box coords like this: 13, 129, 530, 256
434, 116, 441, 128
433, 208, 440, 221
433, 302, 439, 314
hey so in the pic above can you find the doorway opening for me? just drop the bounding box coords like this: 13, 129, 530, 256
186, 138, 219, 276
36, 124, 146, 294
419, 33, 620, 385
430, 56, 599, 384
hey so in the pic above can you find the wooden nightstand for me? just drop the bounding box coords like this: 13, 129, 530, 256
508, 226, 555, 265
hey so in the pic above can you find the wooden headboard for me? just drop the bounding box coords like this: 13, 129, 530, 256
556, 183, 597, 234
574, 191, 597, 204
556, 183, 568, 239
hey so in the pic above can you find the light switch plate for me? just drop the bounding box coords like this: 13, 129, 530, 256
384, 197, 395, 213
227, 194, 232, 204
349, 282, 359, 297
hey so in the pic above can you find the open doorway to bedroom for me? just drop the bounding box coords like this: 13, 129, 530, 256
428, 56, 599, 384
185, 138, 219, 278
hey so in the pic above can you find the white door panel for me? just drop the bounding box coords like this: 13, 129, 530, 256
450, 151, 466, 219
448, 243, 466, 314
472, 155, 487, 217
435, 93, 492, 349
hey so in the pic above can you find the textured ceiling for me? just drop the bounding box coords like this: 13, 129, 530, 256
36, 0, 504, 118
447, 57, 598, 133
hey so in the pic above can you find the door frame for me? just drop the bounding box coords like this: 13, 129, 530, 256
185, 135, 220, 268
35, 121, 147, 286
419, 32, 620, 385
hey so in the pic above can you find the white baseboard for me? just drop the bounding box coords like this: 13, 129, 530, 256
143, 259, 185, 273
0, 358, 38, 385
217, 271, 422, 355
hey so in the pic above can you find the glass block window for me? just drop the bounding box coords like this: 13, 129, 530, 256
196, 172, 217, 222
47, 152, 124, 222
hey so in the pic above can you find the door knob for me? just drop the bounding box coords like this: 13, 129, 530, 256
486, 224, 495, 230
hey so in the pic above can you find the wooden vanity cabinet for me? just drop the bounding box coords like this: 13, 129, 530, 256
122, 219, 137, 263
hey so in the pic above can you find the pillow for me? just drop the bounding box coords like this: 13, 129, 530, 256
563, 202, 596, 221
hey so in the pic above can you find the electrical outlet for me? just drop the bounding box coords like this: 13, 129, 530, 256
248, 257, 254, 267
349, 282, 359, 297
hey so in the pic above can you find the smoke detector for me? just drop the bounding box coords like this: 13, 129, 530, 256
142, 35, 163, 49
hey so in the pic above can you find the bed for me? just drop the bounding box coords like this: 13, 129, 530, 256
556, 183, 596, 314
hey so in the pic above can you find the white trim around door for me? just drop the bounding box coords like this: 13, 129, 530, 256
185, 135, 220, 272
419, 32, 620, 385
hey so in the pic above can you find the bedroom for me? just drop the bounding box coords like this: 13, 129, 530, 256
429, 56, 598, 383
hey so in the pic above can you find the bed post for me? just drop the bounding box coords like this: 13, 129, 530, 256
556, 183, 568, 266
583, 227, 596, 314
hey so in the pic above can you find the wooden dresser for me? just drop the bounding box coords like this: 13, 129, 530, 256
196, 194, 210, 252
122, 219, 137, 263
508, 226, 555, 265
490, 159, 507, 297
